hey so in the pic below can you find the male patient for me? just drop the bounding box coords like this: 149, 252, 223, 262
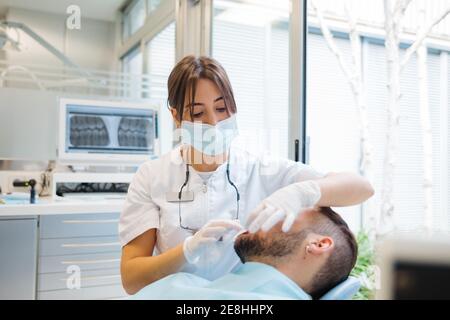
131, 207, 358, 300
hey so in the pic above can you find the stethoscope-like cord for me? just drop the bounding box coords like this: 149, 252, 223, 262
178, 151, 240, 227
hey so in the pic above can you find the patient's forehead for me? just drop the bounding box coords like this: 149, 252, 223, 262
291, 208, 321, 230
255, 208, 320, 236
236, 208, 322, 244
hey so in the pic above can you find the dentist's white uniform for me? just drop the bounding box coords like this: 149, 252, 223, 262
119, 143, 324, 280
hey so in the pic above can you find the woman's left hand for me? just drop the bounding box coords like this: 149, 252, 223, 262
245, 180, 322, 233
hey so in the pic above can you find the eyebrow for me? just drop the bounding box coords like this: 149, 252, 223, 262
184, 96, 224, 109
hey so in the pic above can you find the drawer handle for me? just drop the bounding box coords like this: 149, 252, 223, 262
61, 258, 120, 265
62, 219, 119, 224
61, 242, 120, 248
82, 274, 121, 281
59, 274, 121, 282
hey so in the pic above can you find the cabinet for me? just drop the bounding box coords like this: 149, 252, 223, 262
0, 216, 38, 300
37, 212, 127, 300
0, 211, 127, 300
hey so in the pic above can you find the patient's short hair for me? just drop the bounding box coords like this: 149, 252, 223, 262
308, 207, 358, 299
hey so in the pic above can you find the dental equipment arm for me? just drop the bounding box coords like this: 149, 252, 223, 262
0, 21, 92, 80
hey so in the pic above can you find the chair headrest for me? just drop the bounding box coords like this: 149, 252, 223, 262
319, 276, 361, 300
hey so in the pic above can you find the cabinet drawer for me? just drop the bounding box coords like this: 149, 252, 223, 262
40, 213, 120, 239
40, 236, 121, 256
38, 268, 122, 291
37, 284, 127, 300
0, 218, 38, 300
38, 251, 121, 274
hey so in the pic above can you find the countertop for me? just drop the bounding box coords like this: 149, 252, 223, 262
0, 196, 125, 217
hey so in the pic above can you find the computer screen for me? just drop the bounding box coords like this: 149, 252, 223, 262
58, 98, 159, 165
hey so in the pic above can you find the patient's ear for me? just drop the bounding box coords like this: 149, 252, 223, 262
307, 236, 334, 256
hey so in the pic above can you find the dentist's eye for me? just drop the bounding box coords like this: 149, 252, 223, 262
193, 112, 204, 118
216, 108, 226, 113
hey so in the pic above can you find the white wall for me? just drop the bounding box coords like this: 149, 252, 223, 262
5, 7, 117, 71
0, 7, 121, 162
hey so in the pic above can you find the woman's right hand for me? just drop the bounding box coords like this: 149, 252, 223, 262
183, 219, 243, 265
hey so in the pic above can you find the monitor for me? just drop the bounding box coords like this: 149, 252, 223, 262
58, 98, 160, 165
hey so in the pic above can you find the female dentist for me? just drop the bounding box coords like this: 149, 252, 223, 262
119, 55, 374, 295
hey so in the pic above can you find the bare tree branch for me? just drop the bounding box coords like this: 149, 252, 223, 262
384, 0, 391, 25
311, 1, 375, 235
310, 0, 358, 89
394, 0, 413, 20
416, 0, 433, 232
401, 4, 450, 71
394, 0, 413, 35
343, 0, 357, 28
379, 0, 402, 235
344, 0, 362, 82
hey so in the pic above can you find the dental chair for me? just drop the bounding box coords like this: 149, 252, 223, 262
320, 276, 361, 300
131, 274, 362, 300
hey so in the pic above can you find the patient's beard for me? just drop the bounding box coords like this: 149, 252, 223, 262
234, 228, 311, 264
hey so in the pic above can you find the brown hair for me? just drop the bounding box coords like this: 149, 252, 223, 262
167, 55, 237, 122
308, 207, 358, 299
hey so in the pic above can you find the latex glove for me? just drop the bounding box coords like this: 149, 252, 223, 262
245, 180, 321, 233
183, 219, 243, 265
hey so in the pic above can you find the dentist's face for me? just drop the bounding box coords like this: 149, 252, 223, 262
172, 78, 232, 127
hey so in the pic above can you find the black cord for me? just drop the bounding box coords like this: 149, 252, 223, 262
226, 160, 240, 220
178, 164, 193, 231
178, 164, 190, 200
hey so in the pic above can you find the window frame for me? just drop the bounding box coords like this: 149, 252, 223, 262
118, 0, 308, 162
208, 0, 307, 162
119, 0, 176, 63
291, 0, 308, 163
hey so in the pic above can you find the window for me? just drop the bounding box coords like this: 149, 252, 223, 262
120, 0, 175, 152
306, 0, 450, 232
145, 22, 176, 100
147, 0, 162, 14
122, 48, 143, 99
123, 0, 146, 40
212, 0, 291, 158
122, 0, 165, 40
364, 41, 445, 231
145, 22, 176, 154
306, 30, 361, 230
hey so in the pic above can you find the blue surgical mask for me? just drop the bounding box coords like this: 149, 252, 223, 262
181, 114, 238, 156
